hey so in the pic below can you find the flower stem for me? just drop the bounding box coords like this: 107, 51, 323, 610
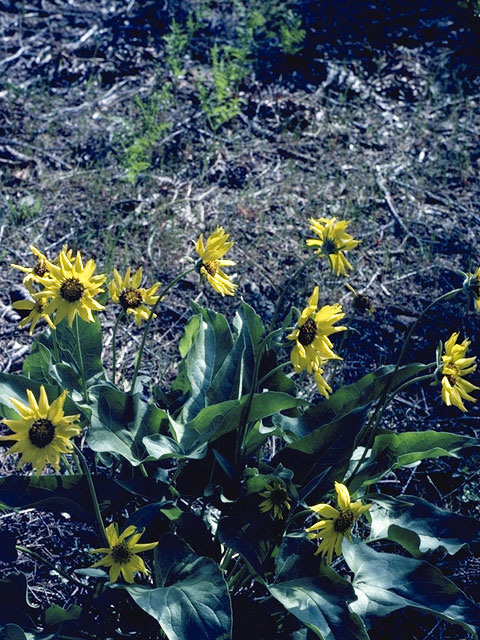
74, 315, 89, 404
268, 254, 317, 334
16, 545, 86, 588
130, 265, 196, 394
256, 360, 291, 388
52, 327, 60, 362
73, 443, 108, 547
345, 286, 462, 487
234, 327, 288, 473
112, 309, 125, 385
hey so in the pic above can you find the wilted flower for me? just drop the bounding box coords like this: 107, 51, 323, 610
306, 217, 360, 276
306, 482, 370, 563
90, 523, 158, 583
441, 332, 479, 412
195, 227, 237, 296
259, 480, 291, 519
12, 281, 56, 335
0, 386, 81, 474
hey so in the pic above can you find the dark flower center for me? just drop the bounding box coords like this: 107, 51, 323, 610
298, 318, 317, 346
270, 487, 288, 505
353, 294, 374, 315
333, 509, 354, 533
35, 300, 44, 313
111, 541, 133, 564
60, 278, 85, 302
119, 288, 143, 310
445, 364, 458, 384
33, 260, 48, 277
323, 237, 338, 254
203, 261, 218, 276
29, 418, 55, 448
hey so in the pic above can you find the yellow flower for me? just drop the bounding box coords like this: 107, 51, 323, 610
195, 227, 237, 296
90, 523, 158, 583
441, 332, 479, 412
35, 249, 106, 326
108, 267, 162, 327
11, 281, 56, 335
259, 480, 291, 519
11, 245, 52, 284
0, 386, 81, 474
306, 217, 360, 276
305, 482, 370, 563
287, 286, 346, 396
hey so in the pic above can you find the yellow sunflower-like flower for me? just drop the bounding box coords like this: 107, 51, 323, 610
259, 480, 291, 519
287, 286, 346, 396
108, 267, 162, 327
12, 281, 56, 335
306, 217, 360, 276
195, 227, 237, 296
34, 249, 106, 326
0, 386, 81, 474
90, 523, 158, 583
441, 332, 479, 412
305, 482, 370, 563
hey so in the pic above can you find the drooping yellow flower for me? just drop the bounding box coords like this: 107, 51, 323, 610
306, 217, 360, 276
259, 480, 291, 519
0, 386, 81, 474
287, 286, 346, 396
195, 227, 237, 296
306, 482, 370, 563
11, 245, 52, 284
441, 332, 479, 412
108, 267, 162, 327
90, 523, 158, 583
34, 249, 106, 326
11, 281, 56, 335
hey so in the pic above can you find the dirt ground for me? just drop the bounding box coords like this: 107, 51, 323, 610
1, 1, 480, 638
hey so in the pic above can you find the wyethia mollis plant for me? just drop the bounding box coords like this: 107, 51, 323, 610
1, 219, 479, 640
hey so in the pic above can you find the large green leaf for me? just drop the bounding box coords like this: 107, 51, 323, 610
350, 431, 480, 490
270, 365, 438, 502
0, 574, 38, 627
142, 432, 207, 460
124, 534, 232, 640
87, 384, 166, 466
369, 493, 480, 557
273, 364, 426, 442
169, 391, 306, 455
344, 540, 480, 637
177, 304, 234, 422
46, 317, 104, 382
269, 568, 369, 640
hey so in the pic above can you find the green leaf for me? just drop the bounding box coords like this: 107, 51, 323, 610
44, 604, 81, 627
87, 384, 166, 466
0, 373, 86, 422
142, 432, 207, 460
269, 566, 369, 640
0, 626, 28, 640
124, 534, 232, 640
178, 304, 234, 421
22, 342, 55, 384
369, 493, 480, 557
217, 516, 265, 578
351, 431, 480, 489
271, 365, 433, 502
344, 540, 480, 637
51, 317, 104, 382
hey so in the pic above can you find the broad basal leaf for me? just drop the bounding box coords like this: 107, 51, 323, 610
87, 384, 166, 466
269, 567, 369, 640
124, 534, 232, 640
344, 540, 480, 637
349, 431, 480, 490
369, 493, 480, 557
